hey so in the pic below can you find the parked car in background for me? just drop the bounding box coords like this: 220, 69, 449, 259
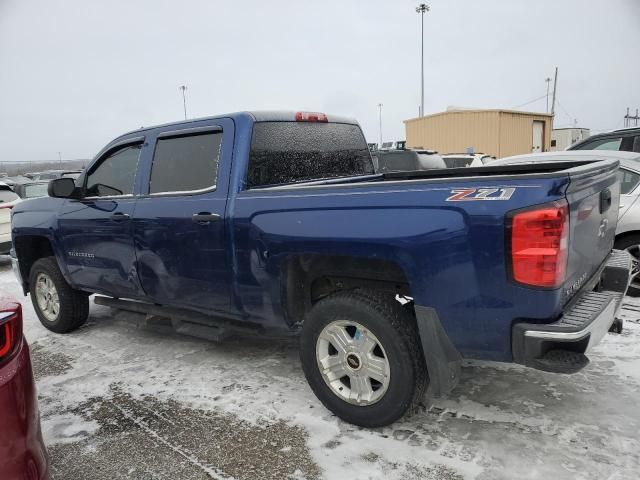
60, 170, 82, 179
379, 140, 406, 151
0, 299, 49, 479
11, 111, 631, 427
24, 170, 82, 181
2, 176, 31, 190
13, 181, 50, 200
489, 150, 640, 296
0, 183, 21, 254
441, 153, 495, 168
373, 149, 446, 173
569, 126, 640, 153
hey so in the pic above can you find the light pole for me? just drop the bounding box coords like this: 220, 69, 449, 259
179, 85, 188, 120
416, 3, 429, 117
57, 152, 62, 165
545, 77, 551, 113
377, 103, 383, 147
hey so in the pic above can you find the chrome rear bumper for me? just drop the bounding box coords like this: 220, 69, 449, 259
512, 249, 632, 372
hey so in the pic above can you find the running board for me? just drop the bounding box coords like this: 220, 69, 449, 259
93, 296, 263, 341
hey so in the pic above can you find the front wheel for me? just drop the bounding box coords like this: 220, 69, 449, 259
29, 257, 89, 333
299, 289, 428, 427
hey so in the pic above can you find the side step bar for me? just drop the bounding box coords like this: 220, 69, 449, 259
94, 296, 264, 342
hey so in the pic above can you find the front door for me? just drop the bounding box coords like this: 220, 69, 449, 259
57, 140, 143, 297
133, 121, 233, 314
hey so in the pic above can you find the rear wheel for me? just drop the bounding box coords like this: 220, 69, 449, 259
614, 235, 640, 297
300, 289, 427, 427
29, 257, 89, 333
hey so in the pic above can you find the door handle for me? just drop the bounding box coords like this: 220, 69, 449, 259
110, 212, 130, 222
192, 212, 221, 224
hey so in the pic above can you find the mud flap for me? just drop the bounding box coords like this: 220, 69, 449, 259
414, 305, 462, 397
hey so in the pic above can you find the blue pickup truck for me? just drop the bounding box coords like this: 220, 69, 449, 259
11, 111, 633, 427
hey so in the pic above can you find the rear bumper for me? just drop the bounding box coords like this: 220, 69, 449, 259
0, 340, 49, 480
512, 249, 632, 373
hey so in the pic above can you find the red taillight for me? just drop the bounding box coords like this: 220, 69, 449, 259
0, 304, 22, 362
509, 200, 569, 288
295, 111, 328, 123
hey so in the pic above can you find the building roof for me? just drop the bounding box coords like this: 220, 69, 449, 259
404, 108, 553, 123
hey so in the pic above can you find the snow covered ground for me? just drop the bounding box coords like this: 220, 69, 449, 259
1, 258, 639, 479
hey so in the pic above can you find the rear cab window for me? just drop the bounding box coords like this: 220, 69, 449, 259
247, 122, 373, 188
149, 130, 222, 194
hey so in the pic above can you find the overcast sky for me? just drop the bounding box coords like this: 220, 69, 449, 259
1, 0, 639, 162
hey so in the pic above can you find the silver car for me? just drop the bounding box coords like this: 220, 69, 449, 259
490, 150, 640, 296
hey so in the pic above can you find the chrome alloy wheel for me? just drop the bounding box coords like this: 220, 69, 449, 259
625, 244, 640, 296
316, 320, 390, 406
35, 272, 60, 322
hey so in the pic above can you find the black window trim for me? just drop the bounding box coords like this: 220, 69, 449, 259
82, 137, 145, 200
145, 126, 223, 198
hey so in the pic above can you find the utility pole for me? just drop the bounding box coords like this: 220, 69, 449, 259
179, 85, 188, 120
550, 67, 558, 120
624, 107, 640, 127
377, 103, 383, 147
545, 77, 552, 113
416, 3, 429, 117
57, 152, 62, 165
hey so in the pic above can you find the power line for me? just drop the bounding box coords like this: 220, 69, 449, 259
511, 94, 547, 110
555, 97, 576, 124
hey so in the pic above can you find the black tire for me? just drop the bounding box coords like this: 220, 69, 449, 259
29, 256, 89, 333
614, 235, 640, 297
300, 289, 428, 427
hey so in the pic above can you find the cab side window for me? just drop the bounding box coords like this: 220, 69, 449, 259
149, 131, 222, 194
617, 168, 640, 195
86, 144, 141, 197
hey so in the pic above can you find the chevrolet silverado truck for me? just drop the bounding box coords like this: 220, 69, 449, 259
10, 111, 633, 427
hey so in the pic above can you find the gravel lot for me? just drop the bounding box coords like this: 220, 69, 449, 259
1, 257, 638, 479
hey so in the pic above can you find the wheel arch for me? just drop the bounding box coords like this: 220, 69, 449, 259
13, 235, 57, 294
281, 254, 412, 327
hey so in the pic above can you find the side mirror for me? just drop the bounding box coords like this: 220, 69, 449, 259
48, 178, 77, 198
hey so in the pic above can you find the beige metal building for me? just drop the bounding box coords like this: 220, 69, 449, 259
404, 109, 553, 158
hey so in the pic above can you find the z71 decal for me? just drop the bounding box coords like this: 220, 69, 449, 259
446, 187, 516, 202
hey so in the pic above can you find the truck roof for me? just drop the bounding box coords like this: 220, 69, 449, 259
114, 111, 359, 143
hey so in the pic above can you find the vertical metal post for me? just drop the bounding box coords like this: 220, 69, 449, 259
416, 4, 429, 117
377, 103, 383, 147
550, 67, 558, 119
545, 78, 551, 113
179, 85, 188, 120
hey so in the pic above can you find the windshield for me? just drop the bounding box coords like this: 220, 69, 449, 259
23, 183, 49, 198
443, 156, 474, 168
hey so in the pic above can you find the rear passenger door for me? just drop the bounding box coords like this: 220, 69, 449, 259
133, 121, 234, 313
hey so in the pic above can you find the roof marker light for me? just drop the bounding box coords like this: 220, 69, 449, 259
295, 112, 328, 123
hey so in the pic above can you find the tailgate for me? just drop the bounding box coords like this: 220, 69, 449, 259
563, 160, 620, 302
